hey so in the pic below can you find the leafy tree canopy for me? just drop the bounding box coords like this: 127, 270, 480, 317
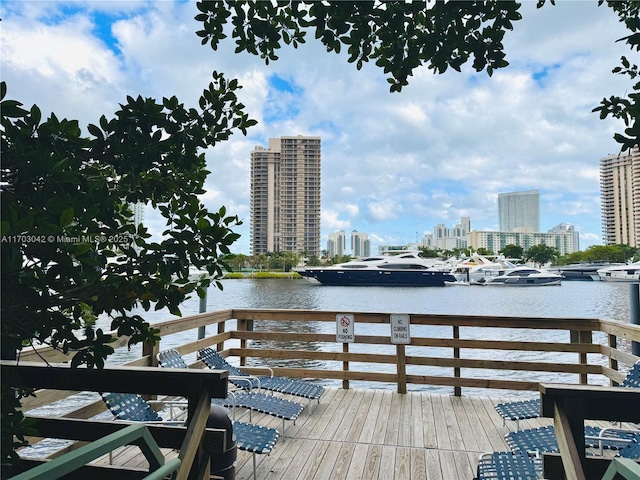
1, 74, 253, 364
0, 74, 253, 463
526, 244, 559, 266
195, 0, 523, 92
418, 247, 441, 258
500, 244, 524, 259
195, 0, 639, 150
2, 0, 640, 467
556, 244, 638, 264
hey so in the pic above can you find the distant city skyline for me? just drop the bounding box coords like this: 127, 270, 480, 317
377, 189, 579, 255
3, 2, 630, 255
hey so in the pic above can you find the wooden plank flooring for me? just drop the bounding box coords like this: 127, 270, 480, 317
229, 387, 540, 480
89, 387, 547, 479
91, 387, 630, 479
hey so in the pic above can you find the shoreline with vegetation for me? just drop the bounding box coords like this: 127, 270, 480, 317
223, 271, 304, 279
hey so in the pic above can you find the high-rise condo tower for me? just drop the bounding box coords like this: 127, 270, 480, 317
250, 136, 321, 256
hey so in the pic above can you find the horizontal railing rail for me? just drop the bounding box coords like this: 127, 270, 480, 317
14, 309, 640, 423
11, 308, 639, 478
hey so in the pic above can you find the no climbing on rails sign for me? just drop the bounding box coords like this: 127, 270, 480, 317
390, 314, 411, 344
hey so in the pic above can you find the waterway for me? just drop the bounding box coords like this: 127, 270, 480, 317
100, 278, 637, 389
165, 277, 634, 320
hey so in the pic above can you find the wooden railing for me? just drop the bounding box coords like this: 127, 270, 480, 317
18, 309, 640, 399
130, 309, 639, 394
540, 383, 640, 480
11, 308, 640, 478
3, 361, 229, 480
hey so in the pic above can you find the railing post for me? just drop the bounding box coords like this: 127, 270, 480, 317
396, 344, 407, 394
453, 325, 461, 396
570, 330, 592, 384
143, 339, 159, 368
216, 319, 225, 353
608, 334, 618, 384
238, 319, 253, 367
342, 343, 349, 390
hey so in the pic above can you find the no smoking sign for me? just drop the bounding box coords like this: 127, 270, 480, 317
336, 314, 355, 343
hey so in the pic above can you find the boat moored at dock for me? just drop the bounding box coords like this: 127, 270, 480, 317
477, 266, 563, 286
295, 251, 456, 286
596, 262, 640, 282
449, 253, 518, 283
549, 262, 624, 281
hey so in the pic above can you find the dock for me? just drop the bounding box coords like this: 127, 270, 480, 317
95, 386, 628, 480
9, 308, 640, 480
219, 387, 526, 480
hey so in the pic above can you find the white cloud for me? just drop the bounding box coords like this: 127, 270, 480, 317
2, 0, 632, 254
321, 209, 351, 233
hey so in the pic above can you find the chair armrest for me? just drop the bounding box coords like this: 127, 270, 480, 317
229, 375, 262, 392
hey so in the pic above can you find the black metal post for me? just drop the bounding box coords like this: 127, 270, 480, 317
198, 288, 207, 340
631, 283, 640, 356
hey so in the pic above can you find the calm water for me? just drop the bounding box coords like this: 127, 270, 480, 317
173, 278, 634, 320
99, 278, 637, 364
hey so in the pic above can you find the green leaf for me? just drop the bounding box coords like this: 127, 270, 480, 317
87, 123, 103, 138
60, 208, 74, 228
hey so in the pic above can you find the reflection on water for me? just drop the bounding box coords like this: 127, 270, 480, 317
250, 319, 325, 370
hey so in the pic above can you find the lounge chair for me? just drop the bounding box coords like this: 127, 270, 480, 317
619, 436, 640, 459
476, 426, 640, 479
505, 425, 640, 456
157, 349, 304, 436
475, 451, 542, 480
495, 362, 640, 429
100, 392, 279, 479
197, 347, 325, 407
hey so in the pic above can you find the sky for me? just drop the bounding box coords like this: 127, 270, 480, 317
1, 1, 635, 255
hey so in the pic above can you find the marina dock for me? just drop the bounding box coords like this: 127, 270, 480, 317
93, 386, 629, 479
8, 308, 640, 480
101, 387, 531, 479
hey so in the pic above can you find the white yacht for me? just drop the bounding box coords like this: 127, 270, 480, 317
450, 253, 518, 284
295, 251, 456, 287
477, 266, 562, 286
595, 262, 640, 282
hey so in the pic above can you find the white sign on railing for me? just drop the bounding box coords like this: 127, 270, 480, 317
390, 314, 410, 344
336, 314, 355, 343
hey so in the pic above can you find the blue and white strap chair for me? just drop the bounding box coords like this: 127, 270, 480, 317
157, 348, 304, 436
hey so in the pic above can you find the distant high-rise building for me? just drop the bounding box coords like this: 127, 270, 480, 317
351, 230, 370, 257
468, 229, 577, 256
250, 136, 321, 256
427, 217, 470, 250
130, 202, 144, 226
126, 202, 145, 253
600, 147, 640, 247
498, 190, 540, 233
327, 230, 346, 258
549, 223, 579, 252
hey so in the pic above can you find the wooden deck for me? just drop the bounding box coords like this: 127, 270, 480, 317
97, 387, 560, 480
